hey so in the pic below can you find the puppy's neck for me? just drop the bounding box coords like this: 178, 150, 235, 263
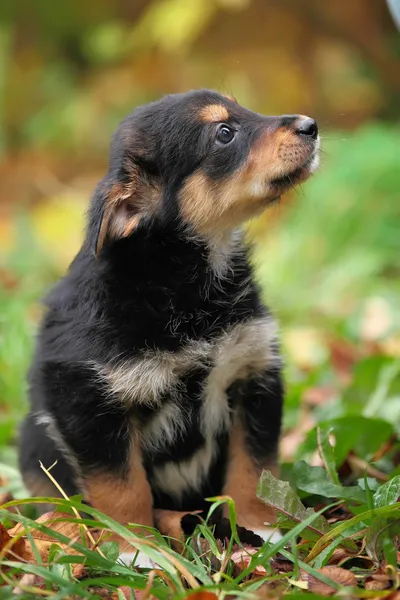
104, 220, 246, 283
183, 226, 245, 280
80, 221, 256, 349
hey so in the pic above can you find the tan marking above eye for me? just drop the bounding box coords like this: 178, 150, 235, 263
199, 104, 229, 123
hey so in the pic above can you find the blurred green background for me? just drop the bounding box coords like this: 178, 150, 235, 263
0, 0, 399, 474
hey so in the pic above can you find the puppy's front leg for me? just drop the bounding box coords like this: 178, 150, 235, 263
42, 362, 154, 564
223, 369, 283, 543
84, 442, 153, 532
85, 446, 155, 567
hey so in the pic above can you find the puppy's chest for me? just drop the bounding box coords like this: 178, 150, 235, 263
97, 316, 279, 500
102, 316, 279, 441
104, 315, 277, 401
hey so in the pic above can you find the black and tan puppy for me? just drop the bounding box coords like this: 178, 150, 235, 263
19, 89, 319, 561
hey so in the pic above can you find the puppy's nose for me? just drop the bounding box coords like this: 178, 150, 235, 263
295, 117, 318, 140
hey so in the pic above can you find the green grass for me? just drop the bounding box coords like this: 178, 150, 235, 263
1, 474, 400, 598
0, 123, 400, 597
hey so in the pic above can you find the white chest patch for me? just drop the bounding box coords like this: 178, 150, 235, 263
151, 317, 280, 498
92, 316, 280, 498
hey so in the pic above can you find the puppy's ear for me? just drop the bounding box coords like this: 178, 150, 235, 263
91, 158, 161, 257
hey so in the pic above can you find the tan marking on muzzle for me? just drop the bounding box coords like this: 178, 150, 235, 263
179, 124, 315, 235
179, 127, 289, 231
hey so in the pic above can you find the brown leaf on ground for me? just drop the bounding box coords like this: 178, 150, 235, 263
270, 555, 293, 573
182, 592, 219, 600
301, 566, 357, 595
13, 573, 46, 595
72, 563, 88, 579
0, 522, 12, 548
327, 547, 370, 567
230, 546, 267, 577
0, 522, 28, 561
8, 511, 91, 563
365, 568, 393, 591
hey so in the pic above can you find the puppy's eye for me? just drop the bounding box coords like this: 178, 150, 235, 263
216, 124, 235, 144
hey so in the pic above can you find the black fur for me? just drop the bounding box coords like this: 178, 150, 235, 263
22, 229, 274, 509
19, 89, 318, 521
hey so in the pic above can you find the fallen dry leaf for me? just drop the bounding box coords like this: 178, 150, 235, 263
0, 522, 12, 548
270, 555, 293, 573
0, 522, 28, 561
230, 545, 267, 577
13, 573, 46, 595
327, 549, 352, 565
365, 568, 393, 591
365, 576, 391, 591
182, 592, 219, 600
327, 547, 372, 569
8, 511, 91, 563
72, 563, 88, 579
301, 565, 357, 595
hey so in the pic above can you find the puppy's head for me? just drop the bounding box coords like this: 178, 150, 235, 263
89, 89, 319, 255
